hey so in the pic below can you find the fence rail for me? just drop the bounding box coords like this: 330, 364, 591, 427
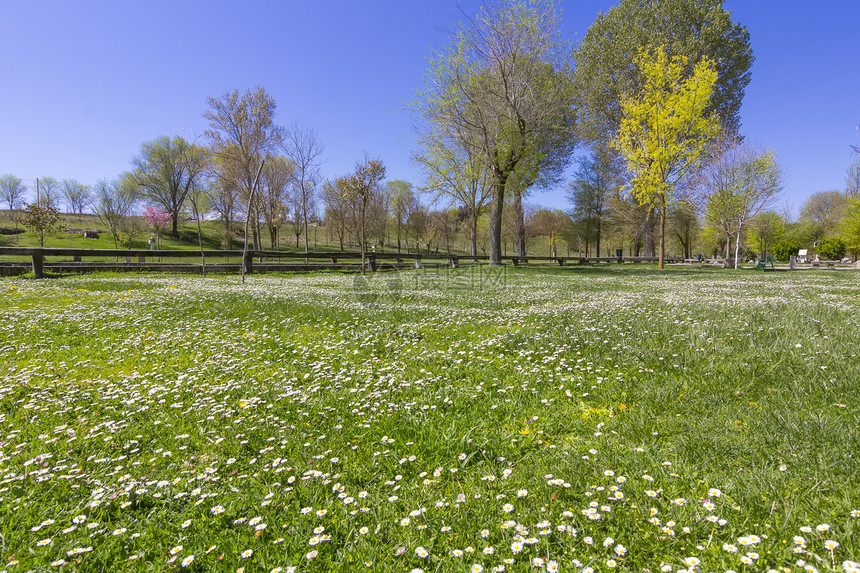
0, 247, 679, 278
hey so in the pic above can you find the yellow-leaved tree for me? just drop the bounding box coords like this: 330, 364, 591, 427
612, 46, 720, 269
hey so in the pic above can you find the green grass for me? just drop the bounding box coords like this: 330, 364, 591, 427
0, 267, 858, 572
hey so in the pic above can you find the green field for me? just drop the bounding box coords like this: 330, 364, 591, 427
1, 267, 857, 572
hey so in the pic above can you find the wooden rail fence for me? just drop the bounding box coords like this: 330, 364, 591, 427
0, 247, 685, 278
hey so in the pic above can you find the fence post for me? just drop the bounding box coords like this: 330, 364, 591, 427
32, 250, 44, 279
243, 252, 254, 274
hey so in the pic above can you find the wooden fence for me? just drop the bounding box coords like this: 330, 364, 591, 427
0, 247, 679, 278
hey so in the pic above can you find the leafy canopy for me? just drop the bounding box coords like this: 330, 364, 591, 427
612, 46, 720, 211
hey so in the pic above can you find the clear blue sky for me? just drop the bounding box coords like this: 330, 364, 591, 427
2, 0, 858, 216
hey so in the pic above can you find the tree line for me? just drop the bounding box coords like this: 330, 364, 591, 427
2, 0, 859, 262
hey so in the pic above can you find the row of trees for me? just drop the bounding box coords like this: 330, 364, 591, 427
3, 0, 856, 264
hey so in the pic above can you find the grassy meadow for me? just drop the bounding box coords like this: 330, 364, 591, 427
0, 267, 858, 572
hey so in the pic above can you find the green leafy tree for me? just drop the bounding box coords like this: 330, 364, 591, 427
573, 0, 753, 143
699, 137, 784, 267
748, 210, 785, 258
384, 180, 420, 254
567, 148, 621, 257
772, 238, 800, 262
800, 190, 848, 240
842, 199, 860, 259
816, 237, 846, 261
132, 136, 210, 239
612, 46, 720, 269
414, 0, 577, 265
21, 202, 62, 246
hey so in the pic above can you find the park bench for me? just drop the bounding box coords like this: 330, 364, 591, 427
811, 260, 837, 270
755, 256, 774, 271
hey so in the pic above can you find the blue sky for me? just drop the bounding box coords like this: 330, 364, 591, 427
1, 1, 858, 216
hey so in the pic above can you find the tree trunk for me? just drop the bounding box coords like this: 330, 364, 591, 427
470, 212, 478, 257
172, 211, 179, 239
489, 169, 507, 266
658, 201, 666, 270
514, 190, 526, 257
304, 216, 309, 254
644, 210, 655, 257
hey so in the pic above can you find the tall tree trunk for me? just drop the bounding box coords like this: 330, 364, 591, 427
658, 199, 666, 270
470, 212, 478, 257
644, 209, 655, 257
489, 169, 507, 266
396, 223, 402, 254
514, 190, 526, 257
172, 211, 179, 239
596, 217, 601, 259
303, 215, 309, 254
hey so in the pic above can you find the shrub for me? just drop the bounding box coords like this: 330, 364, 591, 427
816, 237, 846, 260
773, 239, 800, 261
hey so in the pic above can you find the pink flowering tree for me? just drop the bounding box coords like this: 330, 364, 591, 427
143, 206, 171, 248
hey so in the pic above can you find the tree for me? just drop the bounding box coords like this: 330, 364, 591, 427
748, 210, 785, 258
800, 191, 848, 240
699, 137, 784, 267
531, 209, 570, 257
93, 177, 138, 249
842, 198, 860, 259
143, 206, 171, 248
209, 178, 239, 248
816, 237, 846, 261
385, 180, 418, 253
567, 149, 621, 257
667, 199, 700, 259
61, 179, 91, 216
1, 174, 28, 212
35, 178, 61, 211
322, 178, 350, 251
21, 202, 61, 247
1, 175, 28, 240
260, 156, 293, 248
772, 238, 800, 262
846, 156, 860, 200
343, 158, 386, 274
573, 0, 753, 143
204, 86, 283, 251
412, 97, 493, 257
414, 0, 577, 265
283, 123, 324, 253
132, 136, 209, 239
612, 46, 720, 269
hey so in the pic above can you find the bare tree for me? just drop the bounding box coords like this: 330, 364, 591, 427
92, 176, 138, 249
283, 123, 324, 253
204, 86, 284, 251
343, 157, 386, 274
36, 177, 62, 211
208, 177, 239, 248
322, 178, 350, 250
260, 156, 293, 248
1, 175, 28, 239
61, 179, 91, 217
